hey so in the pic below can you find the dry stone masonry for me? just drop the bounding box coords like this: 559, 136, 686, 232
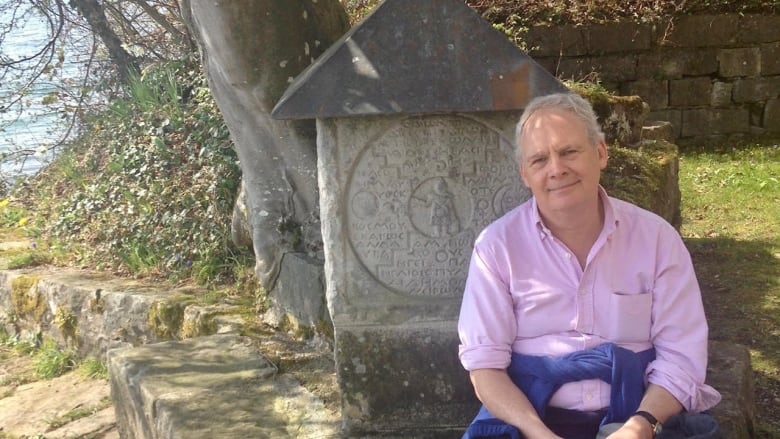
525, 14, 780, 143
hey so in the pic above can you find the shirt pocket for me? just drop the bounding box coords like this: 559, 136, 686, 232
607, 291, 653, 343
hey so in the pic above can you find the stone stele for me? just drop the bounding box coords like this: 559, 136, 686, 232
273, 0, 568, 434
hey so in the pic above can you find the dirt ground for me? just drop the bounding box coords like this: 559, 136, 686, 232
0, 346, 118, 438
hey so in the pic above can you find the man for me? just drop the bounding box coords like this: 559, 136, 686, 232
458, 92, 721, 439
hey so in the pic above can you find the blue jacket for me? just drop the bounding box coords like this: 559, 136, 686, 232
463, 343, 655, 438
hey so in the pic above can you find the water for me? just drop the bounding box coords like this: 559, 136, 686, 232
0, 7, 82, 179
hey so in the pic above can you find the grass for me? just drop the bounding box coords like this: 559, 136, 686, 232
32, 338, 77, 380
45, 396, 113, 430
678, 140, 780, 437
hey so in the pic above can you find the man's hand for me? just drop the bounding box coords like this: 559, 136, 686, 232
470, 369, 563, 439
606, 383, 682, 439
605, 416, 654, 439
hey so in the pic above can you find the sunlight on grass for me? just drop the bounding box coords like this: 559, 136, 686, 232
680, 143, 780, 241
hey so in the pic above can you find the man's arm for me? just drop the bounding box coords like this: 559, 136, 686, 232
607, 384, 683, 439
470, 368, 563, 439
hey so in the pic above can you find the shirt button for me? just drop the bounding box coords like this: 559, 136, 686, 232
564, 253, 571, 259
585, 392, 593, 401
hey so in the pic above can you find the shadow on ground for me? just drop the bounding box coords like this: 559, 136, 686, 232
686, 236, 780, 437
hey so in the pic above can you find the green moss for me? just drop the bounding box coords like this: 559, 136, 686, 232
180, 312, 217, 339
10, 275, 46, 321
88, 296, 105, 314
315, 318, 335, 341
601, 140, 680, 226
147, 298, 190, 339
53, 306, 78, 348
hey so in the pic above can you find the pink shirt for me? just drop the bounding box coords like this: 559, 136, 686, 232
457, 189, 721, 412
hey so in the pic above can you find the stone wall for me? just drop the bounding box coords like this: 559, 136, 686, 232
525, 13, 780, 144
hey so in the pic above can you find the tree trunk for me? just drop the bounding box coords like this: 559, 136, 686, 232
69, 0, 139, 83
179, 0, 349, 290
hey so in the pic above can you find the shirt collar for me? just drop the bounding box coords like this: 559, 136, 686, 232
532, 186, 619, 240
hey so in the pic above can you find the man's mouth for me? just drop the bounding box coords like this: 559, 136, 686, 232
547, 181, 578, 192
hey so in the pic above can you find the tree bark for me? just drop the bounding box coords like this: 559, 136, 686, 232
69, 0, 139, 83
179, 0, 349, 290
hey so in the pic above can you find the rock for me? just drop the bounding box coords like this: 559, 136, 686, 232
108, 334, 339, 439
264, 252, 329, 337
708, 340, 755, 439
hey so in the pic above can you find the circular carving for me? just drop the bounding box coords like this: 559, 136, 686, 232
346, 116, 527, 298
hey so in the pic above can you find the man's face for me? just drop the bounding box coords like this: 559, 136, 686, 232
518, 108, 607, 218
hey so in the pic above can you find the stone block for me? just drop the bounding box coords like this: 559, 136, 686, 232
555, 57, 597, 81
637, 49, 718, 79
682, 107, 750, 137
621, 79, 669, 111
648, 109, 683, 139
0, 269, 173, 358
711, 81, 734, 108
670, 78, 713, 107
318, 111, 529, 434
108, 334, 339, 438
526, 24, 588, 57
737, 14, 780, 44
718, 48, 761, 78
707, 341, 755, 439
587, 22, 653, 55
264, 252, 328, 334
733, 77, 780, 103
590, 54, 639, 82
660, 15, 738, 48
749, 102, 765, 127
589, 95, 649, 147
335, 325, 478, 436
763, 98, 780, 132
760, 42, 780, 75
641, 121, 675, 142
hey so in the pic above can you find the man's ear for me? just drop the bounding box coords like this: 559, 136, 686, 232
598, 141, 608, 170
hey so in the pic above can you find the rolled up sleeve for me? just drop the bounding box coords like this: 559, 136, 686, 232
645, 228, 721, 412
458, 241, 516, 371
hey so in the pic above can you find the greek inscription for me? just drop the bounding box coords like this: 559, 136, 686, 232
346, 115, 528, 297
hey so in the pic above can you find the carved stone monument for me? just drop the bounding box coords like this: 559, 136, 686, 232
273, 0, 568, 434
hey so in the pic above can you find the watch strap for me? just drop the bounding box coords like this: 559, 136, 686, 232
632, 410, 662, 436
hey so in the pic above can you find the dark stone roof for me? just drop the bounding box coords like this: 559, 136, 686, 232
272, 0, 567, 119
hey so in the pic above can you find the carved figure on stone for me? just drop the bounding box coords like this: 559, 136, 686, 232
421, 177, 461, 238
178, 0, 350, 290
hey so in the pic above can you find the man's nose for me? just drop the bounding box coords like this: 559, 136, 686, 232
548, 154, 567, 176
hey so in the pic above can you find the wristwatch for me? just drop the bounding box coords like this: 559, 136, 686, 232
632, 410, 663, 437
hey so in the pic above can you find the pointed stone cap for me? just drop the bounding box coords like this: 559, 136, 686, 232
272, 0, 567, 119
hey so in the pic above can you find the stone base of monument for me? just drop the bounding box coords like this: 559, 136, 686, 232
335, 324, 480, 436
335, 336, 754, 438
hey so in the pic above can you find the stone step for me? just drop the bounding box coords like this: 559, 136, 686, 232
0, 266, 340, 438
108, 334, 339, 438
0, 267, 247, 358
